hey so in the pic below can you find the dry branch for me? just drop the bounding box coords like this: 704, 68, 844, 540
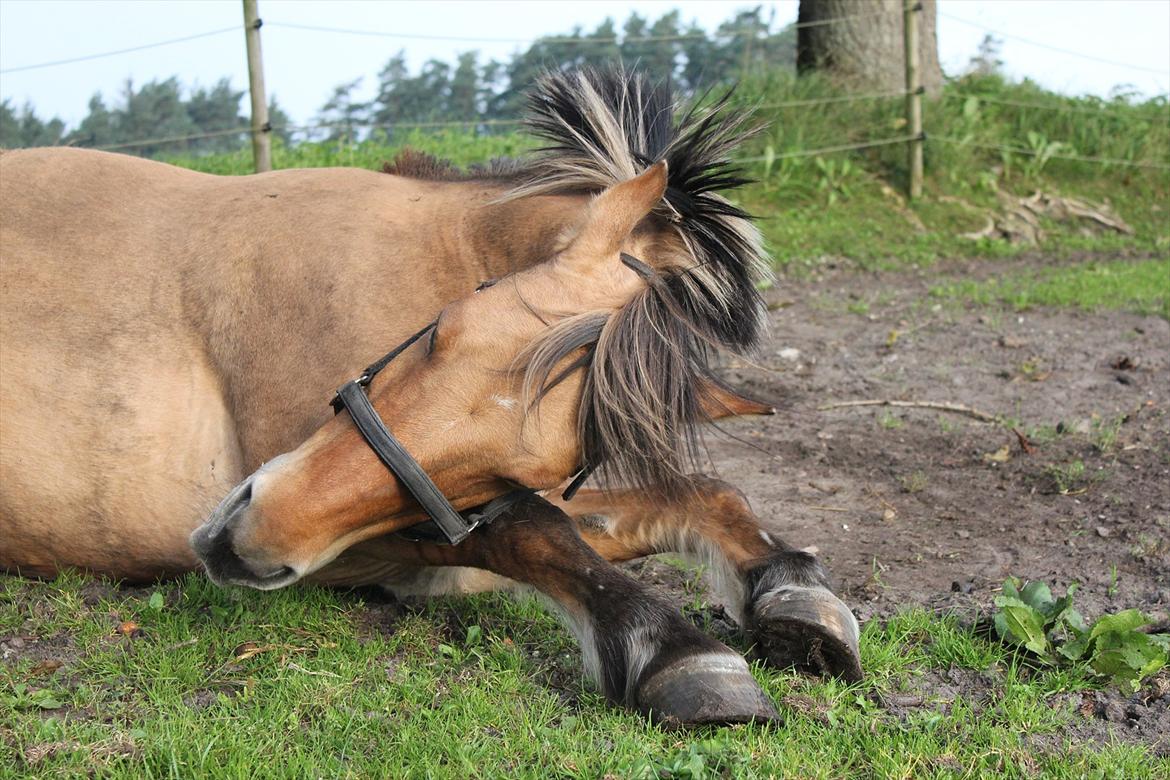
817, 399, 999, 423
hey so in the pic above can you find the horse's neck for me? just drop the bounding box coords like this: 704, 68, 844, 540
462, 190, 586, 279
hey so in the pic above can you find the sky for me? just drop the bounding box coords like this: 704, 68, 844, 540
1, 0, 1167, 129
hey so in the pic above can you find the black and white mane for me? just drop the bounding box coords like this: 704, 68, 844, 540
386, 67, 772, 492
513, 68, 771, 492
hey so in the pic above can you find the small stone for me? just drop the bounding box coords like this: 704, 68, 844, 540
882, 508, 897, 522
1095, 526, 1111, 538
778, 347, 801, 361
957, 530, 970, 539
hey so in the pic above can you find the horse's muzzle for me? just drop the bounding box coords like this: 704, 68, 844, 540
190, 477, 300, 590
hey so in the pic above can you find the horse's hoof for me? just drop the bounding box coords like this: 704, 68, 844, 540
749, 585, 863, 682
635, 653, 780, 727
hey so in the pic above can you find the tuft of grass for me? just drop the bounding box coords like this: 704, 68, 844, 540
900, 470, 929, 494
1044, 459, 1088, 494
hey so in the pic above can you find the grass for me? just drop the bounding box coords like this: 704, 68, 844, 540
1, 571, 1163, 778
930, 257, 1170, 319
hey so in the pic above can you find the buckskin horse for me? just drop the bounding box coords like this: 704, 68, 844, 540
0, 69, 861, 725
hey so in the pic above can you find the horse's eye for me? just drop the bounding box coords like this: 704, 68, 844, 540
426, 326, 439, 356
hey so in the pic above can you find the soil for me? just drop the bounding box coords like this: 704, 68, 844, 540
708, 252, 1169, 625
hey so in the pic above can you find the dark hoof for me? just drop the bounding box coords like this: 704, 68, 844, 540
750, 586, 863, 682
636, 653, 780, 727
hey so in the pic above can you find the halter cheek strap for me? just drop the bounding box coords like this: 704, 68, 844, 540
330, 318, 591, 546
334, 379, 484, 544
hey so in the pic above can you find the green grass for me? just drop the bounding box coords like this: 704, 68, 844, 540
1, 572, 1163, 778
930, 257, 1170, 319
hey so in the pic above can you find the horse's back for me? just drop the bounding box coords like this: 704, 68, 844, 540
1, 148, 242, 579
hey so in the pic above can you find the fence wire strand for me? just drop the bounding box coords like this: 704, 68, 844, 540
757, 90, 910, 110
0, 26, 239, 74
91, 118, 531, 151
940, 11, 1169, 76
265, 10, 896, 45
945, 92, 1170, 121
738, 134, 922, 164
930, 136, 1170, 170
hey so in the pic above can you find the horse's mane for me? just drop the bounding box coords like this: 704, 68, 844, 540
381, 148, 524, 181
383, 67, 770, 492
512, 68, 772, 493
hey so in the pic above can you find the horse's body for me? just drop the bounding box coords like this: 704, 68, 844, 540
1, 147, 567, 578
2, 70, 863, 725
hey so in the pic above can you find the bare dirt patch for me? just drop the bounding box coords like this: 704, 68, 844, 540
708, 253, 1168, 624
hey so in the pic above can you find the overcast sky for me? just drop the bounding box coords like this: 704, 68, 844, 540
1, 0, 1167, 128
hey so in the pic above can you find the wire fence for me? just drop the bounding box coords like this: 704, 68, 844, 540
4, 6, 1168, 175
930, 136, 1170, 170
943, 91, 1170, 121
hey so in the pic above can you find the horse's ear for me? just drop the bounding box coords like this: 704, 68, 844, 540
698, 378, 777, 420
564, 161, 668, 263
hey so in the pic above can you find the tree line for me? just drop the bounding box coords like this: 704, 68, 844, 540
0, 78, 292, 157
1, 7, 794, 156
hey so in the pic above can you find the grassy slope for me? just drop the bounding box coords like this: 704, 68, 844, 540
1, 573, 1158, 779
3, 78, 1167, 777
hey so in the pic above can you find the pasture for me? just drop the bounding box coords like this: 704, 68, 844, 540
3, 77, 1169, 777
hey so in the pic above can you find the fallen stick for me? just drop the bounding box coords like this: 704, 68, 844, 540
817, 399, 999, 423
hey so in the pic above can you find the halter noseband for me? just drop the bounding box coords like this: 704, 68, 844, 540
330, 310, 595, 546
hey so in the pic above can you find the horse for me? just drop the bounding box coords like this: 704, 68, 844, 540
0, 68, 861, 725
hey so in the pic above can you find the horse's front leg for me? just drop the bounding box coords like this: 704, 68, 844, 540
359, 493, 779, 726
553, 477, 863, 682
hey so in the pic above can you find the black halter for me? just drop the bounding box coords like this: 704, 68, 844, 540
330, 318, 595, 546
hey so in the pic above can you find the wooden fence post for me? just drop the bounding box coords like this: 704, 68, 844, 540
904, 0, 924, 199
243, 0, 271, 173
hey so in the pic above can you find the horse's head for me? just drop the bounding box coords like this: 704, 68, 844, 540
192, 69, 772, 589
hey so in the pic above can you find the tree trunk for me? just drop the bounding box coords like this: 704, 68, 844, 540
797, 0, 942, 95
